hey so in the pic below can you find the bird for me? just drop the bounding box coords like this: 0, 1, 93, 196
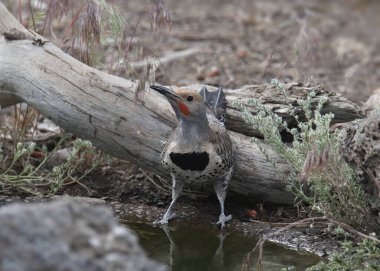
150, 84, 234, 229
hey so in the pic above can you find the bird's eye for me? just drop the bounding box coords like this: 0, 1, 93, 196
186, 95, 193, 102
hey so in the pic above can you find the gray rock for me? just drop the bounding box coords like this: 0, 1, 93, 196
0, 200, 167, 271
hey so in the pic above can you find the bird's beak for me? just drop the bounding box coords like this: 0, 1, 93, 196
150, 85, 191, 117
150, 85, 181, 103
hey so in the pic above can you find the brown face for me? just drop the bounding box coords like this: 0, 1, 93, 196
174, 90, 204, 117
150, 85, 207, 120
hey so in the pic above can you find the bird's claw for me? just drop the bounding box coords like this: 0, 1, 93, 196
153, 219, 168, 226
160, 140, 167, 148
216, 214, 232, 229
153, 212, 177, 226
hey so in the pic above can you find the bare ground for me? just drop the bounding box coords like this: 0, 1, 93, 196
114, 0, 380, 104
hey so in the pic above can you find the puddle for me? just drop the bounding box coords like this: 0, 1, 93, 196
128, 223, 321, 271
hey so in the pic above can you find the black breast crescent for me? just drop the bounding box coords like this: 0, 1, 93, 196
169, 152, 209, 171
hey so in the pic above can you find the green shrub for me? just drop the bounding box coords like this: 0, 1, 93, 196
236, 79, 368, 226
307, 233, 380, 271
0, 135, 109, 196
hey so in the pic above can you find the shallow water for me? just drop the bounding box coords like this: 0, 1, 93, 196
128, 223, 321, 271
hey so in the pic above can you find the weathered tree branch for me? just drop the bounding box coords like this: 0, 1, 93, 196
0, 3, 362, 204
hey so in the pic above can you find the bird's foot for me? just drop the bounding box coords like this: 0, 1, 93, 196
216, 214, 232, 229
160, 140, 167, 148
153, 212, 177, 226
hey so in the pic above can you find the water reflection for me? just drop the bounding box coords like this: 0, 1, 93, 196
128, 223, 320, 271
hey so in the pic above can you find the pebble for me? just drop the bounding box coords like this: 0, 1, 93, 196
135, 173, 145, 179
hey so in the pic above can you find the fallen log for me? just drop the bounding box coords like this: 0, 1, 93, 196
341, 110, 380, 214
0, 3, 362, 204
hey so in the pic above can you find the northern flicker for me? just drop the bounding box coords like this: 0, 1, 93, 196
150, 85, 234, 228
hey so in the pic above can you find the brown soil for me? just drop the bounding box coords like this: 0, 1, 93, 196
114, 0, 380, 104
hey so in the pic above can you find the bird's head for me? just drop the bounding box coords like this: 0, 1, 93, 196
150, 85, 207, 123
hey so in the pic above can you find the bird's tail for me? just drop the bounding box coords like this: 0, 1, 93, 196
199, 86, 226, 123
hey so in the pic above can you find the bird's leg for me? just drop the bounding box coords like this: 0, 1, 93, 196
160, 140, 167, 148
162, 225, 178, 270
154, 175, 184, 226
212, 231, 229, 268
214, 179, 232, 229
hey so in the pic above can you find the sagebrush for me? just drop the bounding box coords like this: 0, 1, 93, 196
236, 79, 368, 226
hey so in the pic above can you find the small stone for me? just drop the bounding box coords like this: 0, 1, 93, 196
135, 173, 145, 179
